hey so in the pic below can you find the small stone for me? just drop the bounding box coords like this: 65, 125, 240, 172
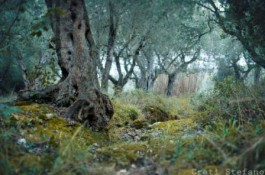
134, 136, 141, 141
92, 143, 99, 147
151, 130, 163, 137
17, 138, 27, 145
88, 143, 99, 153
17, 138, 28, 148
46, 113, 55, 118
67, 119, 77, 126
116, 169, 127, 175
131, 164, 136, 168
121, 133, 134, 141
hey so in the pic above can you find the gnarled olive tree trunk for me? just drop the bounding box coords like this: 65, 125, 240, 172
19, 0, 114, 130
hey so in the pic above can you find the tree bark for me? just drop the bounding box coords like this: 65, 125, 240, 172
166, 71, 178, 96
101, 1, 118, 92
19, 0, 114, 131
254, 65, 261, 85
231, 58, 241, 82
163, 49, 200, 96
109, 36, 145, 94
135, 50, 156, 92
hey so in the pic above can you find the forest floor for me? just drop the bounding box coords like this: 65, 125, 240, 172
0, 89, 264, 175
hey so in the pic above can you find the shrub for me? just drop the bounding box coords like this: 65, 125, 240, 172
195, 77, 265, 124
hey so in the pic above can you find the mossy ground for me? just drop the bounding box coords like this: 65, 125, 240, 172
0, 89, 264, 174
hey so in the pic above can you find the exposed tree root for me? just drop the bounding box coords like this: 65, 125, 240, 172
64, 89, 114, 130
18, 85, 60, 103
18, 86, 114, 131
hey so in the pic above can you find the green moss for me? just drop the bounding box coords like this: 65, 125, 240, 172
1, 90, 264, 174
96, 142, 148, 167
13, 102, 107, 145
109, 102, 142, 127
1, 102, 110, 174
151, 118, 196, 134
10, 154, 54, 174
143, 105, 170, 123
107, 101, 145, 141
113, 91, 198, 121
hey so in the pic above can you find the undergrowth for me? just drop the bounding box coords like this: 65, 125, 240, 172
0, 83, 264, 174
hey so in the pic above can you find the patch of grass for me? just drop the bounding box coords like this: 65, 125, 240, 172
0, 87, 264, 174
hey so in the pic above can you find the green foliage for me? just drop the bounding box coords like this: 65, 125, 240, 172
112, 90, 192, 119
195, 77, 265, 122
213, 76, 243, 97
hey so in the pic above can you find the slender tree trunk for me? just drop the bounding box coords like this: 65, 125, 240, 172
135, 73, 156, 92
109, 37, 144, 93
136, 76, 147, 90
145, 56, 155, 92
114, 83, 123, 96
254, 65, 261, 85
231, 60, 241, 82
166, 71, 178, 96
101, 1, 117, 92
19, 0, 114, 131
135, 52, 156, 92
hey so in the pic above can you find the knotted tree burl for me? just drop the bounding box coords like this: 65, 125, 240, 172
19, 0, 114, 130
